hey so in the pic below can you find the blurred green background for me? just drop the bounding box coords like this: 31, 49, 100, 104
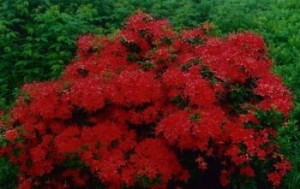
0, 0, 299, 188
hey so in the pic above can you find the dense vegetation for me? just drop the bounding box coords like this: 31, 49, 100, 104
0, 12, 294, 188
0, 0, 216, 109
207, 1, 300, 187
0, 0, 299, 188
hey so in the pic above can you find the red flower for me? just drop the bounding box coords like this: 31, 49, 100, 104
240, 165, 255, 177
77, 35, 94, 55
103, 71, 161, 106
156, 111, 195, 148
4, 129, 18, 142
268, 172, 282, 187
18, 178, 32, 189
184, 75, 216, 107
195, 156, 207, 171
126, 139, 186, 186
64, 77, 105, 112
220, 170, 230, 187
54, 127, 81, 154
30, 146, 46, 162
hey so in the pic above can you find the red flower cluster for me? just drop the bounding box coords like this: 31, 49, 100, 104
0, 13, 293, 188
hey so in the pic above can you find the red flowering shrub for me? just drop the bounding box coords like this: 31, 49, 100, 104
0, 13, 293, 188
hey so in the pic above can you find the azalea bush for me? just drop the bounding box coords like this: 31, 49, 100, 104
0, 13, 293, 189
0, 0, 214, 109
208, 2, 300, 186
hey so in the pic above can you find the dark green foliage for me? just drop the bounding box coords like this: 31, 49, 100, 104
0, 157, 18, 189
134, 174, 162, 188
256, 109, 284, 129
224, 80, 259, 114
276, 120, 300, 188
0, 0, 103, 109
171, 96, 189, 109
